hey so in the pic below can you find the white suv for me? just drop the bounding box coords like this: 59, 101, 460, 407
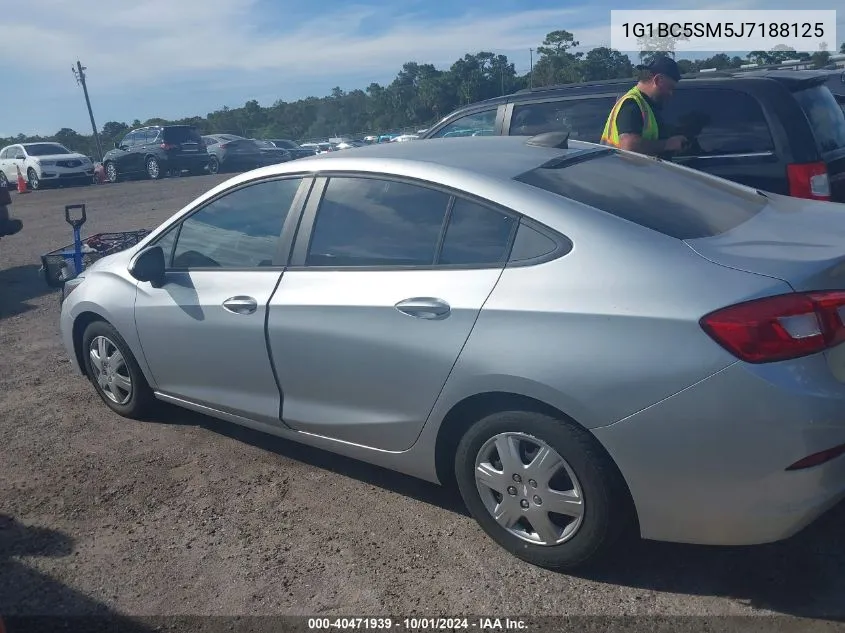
0, 142, 94, 190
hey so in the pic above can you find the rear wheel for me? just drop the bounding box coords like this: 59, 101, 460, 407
0, 171, 8, 187
146, 156, 161, 180
207, 156, 220, 175
81, 320, 155, 419
455, 410, 634, 570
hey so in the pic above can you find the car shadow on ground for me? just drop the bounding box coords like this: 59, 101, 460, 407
0, 514, 153, 632
575, 500, 845, 620
0, 264, 55, 320
155, 404, 845, 620
154, 403, 470, 518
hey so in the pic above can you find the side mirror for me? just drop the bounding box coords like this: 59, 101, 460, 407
129, 246, 166, 287
115, 141, 124, 150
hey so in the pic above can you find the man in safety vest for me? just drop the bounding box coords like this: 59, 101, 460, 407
601, 56, 688, 156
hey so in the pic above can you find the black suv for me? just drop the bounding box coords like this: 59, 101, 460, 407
103, 125, 210, 183
420, 70, 845, 203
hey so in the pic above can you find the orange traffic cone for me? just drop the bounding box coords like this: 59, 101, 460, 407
15, 165, 29, 194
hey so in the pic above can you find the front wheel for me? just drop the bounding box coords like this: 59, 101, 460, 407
105, 161, 119, 183
455, 410, 634, 571
27, 168, 40, 190
81, 320, 155, 419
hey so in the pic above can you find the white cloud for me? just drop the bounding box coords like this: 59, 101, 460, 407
0, 0, 600, 88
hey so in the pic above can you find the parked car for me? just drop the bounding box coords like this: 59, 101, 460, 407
252, 139, 293, 165
59, 133, 845, 571
265, 139, 318, 159
0, 142, 94, 190
420, 69, 845, 203
202, 134, 268, 174
821, 69, 845, 113
103, 125, 209, 183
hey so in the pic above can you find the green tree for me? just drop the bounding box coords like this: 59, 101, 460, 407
580, 47, 633, 81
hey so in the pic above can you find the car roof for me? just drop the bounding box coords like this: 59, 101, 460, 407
283, 135, 600, 180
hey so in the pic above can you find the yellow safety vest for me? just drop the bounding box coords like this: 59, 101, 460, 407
600, 87, 659, 147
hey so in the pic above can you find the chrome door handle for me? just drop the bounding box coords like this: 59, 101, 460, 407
222, 296, 258, 315
394, 297, 451, 320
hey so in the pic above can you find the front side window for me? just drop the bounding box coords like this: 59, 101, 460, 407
306, 177, 451, 267
429, 110, 498, 139
510, 97, 618, 143
171, 177, 302, 268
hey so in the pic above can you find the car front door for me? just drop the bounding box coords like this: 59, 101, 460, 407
133, 175, 309, 424
114, 132, 139, 175
8, 145, 26, 181
266, 175, 517, 452
0, 148, 11, 183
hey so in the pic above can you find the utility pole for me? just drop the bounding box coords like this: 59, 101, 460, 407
529, 49, 534, 89
71, 60, 103, 161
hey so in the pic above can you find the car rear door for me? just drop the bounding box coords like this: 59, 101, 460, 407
265, 175, 517, 452
661, 86, 788, 195
132, 176, 309, 424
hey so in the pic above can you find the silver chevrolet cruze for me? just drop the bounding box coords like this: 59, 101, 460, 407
60, 134, 845, 570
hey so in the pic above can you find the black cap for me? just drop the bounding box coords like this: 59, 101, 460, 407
636, 56, 681, 82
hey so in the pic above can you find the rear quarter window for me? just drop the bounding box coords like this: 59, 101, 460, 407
793, 86, 845, 154
515, 151, 767, 240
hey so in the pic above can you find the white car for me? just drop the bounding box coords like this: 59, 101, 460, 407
0, 142, 94, 190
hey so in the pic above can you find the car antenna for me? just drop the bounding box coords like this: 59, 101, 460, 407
525, 130, 570, 149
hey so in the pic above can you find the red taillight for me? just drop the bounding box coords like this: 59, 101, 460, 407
787, 162, 831, 201
786, 443, 845, 470
700, 291, 845, 363
160, 143, 176, 150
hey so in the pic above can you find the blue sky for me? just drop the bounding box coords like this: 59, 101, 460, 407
2, 0, 841, 137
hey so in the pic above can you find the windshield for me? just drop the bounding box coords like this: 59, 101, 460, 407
515, 151, 767, 240
793, 86, 845, 154
25, 143, 71, 156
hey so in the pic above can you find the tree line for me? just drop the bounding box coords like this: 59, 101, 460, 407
3, 32, 843, 159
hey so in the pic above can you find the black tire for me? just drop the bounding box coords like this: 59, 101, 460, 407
455, 410, 634, 571
207, 156, 220, 175
146, 156, 162, 180
27, 168, 39, 190
0, 171, 8, 187
105, 161, 119, 183
81, 320, 155, 420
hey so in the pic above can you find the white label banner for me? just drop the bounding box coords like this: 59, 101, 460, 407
610, 10, 838, 53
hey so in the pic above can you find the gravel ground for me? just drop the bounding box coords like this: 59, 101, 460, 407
1, 175, 844, 626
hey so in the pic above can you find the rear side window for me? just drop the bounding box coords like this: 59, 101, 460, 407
510, 97, 618, 143
439, 198, 517, 265
793, 86, 845, 154
515, 151, 767, 240
164, 126, 203, 143
662, 89, 774, 157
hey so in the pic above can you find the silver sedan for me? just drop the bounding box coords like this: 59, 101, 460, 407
59, 134, 845, 570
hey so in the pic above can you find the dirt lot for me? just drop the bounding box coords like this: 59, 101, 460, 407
1, 175, 844, 624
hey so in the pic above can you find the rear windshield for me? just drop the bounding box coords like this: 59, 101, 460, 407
163, 126, 203, 143
793, 86, 845, 154
514, 151, 767, 240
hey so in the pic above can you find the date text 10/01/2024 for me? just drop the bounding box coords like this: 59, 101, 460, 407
621, 21, 826, 39
307, 618, 528, 630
